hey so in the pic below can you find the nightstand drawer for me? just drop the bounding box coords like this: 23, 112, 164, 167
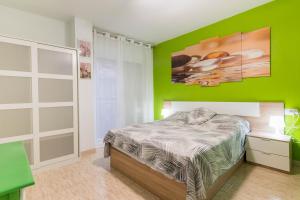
246, 136, 289, 156
246, 149, 290, 172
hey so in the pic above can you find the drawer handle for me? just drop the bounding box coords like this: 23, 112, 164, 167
261, 151, 272, 155
259, 138, 271, 141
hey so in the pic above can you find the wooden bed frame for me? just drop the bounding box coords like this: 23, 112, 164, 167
110, 146, 244, 200
109, 102, 284, 200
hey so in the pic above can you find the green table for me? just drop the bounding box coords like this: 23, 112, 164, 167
0, 142, 34, 200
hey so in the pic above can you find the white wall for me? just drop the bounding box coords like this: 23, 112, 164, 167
73, 17, 96, 152
0, 5, 69, 46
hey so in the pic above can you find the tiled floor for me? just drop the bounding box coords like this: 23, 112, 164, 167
25, 149, 300, 200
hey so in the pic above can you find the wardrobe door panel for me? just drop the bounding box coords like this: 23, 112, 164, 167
0, 76, 32, 104
39, 79, 73, 102
0, 36, 78, 169
0, 41, 31, 72
38, 49, 73, 75
39, 107, 73, 132
40, 133, 74, 162
0, 109, 32, 138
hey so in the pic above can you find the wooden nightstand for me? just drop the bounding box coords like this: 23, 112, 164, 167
246, 132, 292, 173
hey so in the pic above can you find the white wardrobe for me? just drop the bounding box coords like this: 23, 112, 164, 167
0, 36, 78, 169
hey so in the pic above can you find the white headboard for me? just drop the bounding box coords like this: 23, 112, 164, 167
169, 101, 260, 117
163, 101, 285, 132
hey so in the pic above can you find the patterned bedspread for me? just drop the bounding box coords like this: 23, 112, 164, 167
104, 114, 250, 200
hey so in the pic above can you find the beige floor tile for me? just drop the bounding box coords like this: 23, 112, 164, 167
25, 149, 300, 200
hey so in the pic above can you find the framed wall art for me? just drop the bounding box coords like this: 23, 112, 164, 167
171, 27, 270, 86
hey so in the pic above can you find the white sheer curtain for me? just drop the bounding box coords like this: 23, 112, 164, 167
94, 32, 153, 144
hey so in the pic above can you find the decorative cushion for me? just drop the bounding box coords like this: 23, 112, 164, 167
187, 108, 216, 125
164, 111, 189, 123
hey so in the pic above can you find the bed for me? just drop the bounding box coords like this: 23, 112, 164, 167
104, 102, 284, 200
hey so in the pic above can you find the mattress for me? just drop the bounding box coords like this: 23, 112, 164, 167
104, 114, 250, 200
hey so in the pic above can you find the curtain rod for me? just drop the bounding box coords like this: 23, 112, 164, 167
93, 28, 152, 48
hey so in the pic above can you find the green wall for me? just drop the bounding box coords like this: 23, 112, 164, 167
153, 0, 300, 160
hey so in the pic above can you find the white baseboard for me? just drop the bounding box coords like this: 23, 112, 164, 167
33, 157, 79, 173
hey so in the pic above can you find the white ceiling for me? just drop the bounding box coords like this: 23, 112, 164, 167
0, 0, 272, 44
